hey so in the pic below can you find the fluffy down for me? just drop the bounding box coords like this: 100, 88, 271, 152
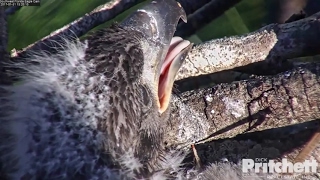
0, 38, 190, 180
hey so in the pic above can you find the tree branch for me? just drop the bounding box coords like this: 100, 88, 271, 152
176, 11, 320, 80
166, 63, 320, 148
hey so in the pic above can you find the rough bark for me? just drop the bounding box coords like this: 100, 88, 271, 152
165, 63, 320, 147
166, 63, 320, 178
176, 11, 320, 80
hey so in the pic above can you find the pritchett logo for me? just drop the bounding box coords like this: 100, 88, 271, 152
242, 158, 318, 174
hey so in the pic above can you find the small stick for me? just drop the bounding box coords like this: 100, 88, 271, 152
191, 144, 202, 169
294, 126, 320, 163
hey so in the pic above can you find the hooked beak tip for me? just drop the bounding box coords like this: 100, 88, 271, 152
176, 2, 187, 23
120, 0, 187, 45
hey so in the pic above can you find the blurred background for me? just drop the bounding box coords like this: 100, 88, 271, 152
5, 0, 320, 51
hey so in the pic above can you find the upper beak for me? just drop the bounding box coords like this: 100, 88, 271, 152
120, 0, 187, 63
120, 0, 190, 114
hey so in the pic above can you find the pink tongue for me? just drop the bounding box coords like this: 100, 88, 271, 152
157, 36, 192, 113
160, 37, 190, 75
158, 37, 190, 103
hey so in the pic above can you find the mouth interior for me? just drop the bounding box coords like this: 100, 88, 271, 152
158, 37, 191, 113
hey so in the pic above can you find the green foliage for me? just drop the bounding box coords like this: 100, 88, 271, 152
8, 0, 105, 50
8, 0, 147, 50
196, 0, 267, 41
8, 0, 269, 50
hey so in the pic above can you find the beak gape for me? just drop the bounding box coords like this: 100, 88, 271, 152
158, 37, 192, 114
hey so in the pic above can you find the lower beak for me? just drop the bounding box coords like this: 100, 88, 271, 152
158, 38, 193, 113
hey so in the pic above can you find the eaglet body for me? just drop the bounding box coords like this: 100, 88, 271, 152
0, 26, 170, 180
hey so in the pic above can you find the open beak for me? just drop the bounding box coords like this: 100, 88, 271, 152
120, 0, 193, 114
158, 38, 192, 113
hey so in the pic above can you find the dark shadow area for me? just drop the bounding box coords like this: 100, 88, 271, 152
182, 119, 320, 169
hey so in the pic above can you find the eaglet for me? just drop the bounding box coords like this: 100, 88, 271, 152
0, 0, 192, 179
